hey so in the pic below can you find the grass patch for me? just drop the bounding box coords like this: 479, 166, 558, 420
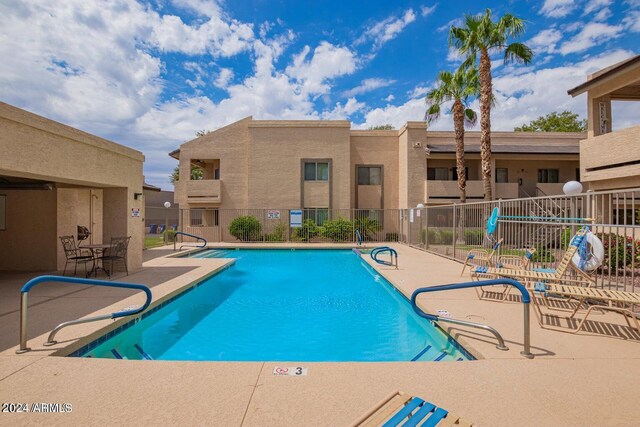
145, 236, 165, 249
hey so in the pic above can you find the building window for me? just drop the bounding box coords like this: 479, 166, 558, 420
357, 166, 382, 185
214, 168, 220, 180
304, 208, 328, 225
495, 168, 508, 183
452, 167, 470, 182
304, 162, 329, 181
575, 168, 580, 181
189, 209, 219, 226
613, 209, 638, 226
538, 169, 559, 183
427, 167, 449, 180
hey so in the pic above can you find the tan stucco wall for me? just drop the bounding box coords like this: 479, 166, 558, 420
303, 182, 330, 208
246, 121, 351, 209
176, 117, 250, 209
0, 189, 57, 271
399, 122, 429, 208
350, 131, 399, 209
56, 188, 104, 271
0, 102, 144, 272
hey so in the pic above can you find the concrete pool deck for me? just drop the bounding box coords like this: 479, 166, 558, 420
1, 244, 639, 426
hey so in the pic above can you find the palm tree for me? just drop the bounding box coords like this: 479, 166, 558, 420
425, 66, 479, 203
449, 9, 532, 200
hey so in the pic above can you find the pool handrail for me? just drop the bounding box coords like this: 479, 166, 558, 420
370, 246, 398, 268
411, 278, 533, 359
16, 275, 152, 354
173, 231, 207, 251
355, 229, 362, 246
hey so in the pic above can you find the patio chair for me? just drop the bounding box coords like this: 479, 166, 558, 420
471, 228, 594, 288
100, 236, 131, 277
460, 238, 503, 276
528, 282, 640, 334
350, 391, 473, 426
60, 235, 93, 276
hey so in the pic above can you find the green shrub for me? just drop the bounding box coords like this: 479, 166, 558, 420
163, 229, 176, 242
229, 215, 262, 241
440, 230, 454, 245
265, 222, 286, 242
423, 229, 440, 244
354, 217, 381, 241
385, 232, 399, 242
292, 219, 319, 242
596, 232, 640, 270
323, 217, 354, 242
531, 247, 556, 263
463, 229, 483, 245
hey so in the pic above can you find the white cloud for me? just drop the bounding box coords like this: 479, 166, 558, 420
356, 50, 639, 133
214, 68, 234, 88
342, 78, 395, 97
559, 22, 624, 55
528, 29, 562, 54
286, 42, 357, 96
385, 94, 395, 102
622, 11, 640, 32
540, 0, 576, 18
437, 18, 462, 32
420, 5, 438, 17
321, 98, 366, 120
357, 9, 417, 50
584, 0, 612, 15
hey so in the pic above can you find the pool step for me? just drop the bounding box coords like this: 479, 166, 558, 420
411, 344, 461, 362
107, 344, 153, 360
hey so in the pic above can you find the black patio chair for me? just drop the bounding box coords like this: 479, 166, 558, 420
101, 236, 131, 276
60, 235, 93, 276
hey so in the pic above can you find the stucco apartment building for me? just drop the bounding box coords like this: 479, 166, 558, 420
171, 118, 583, 221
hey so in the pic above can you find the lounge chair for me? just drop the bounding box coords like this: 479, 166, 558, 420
60, 235, 93, 276
471, 228, 594, 288
351, 391, 473, 426
529, 282, 640, 334
460, 238, 503, 276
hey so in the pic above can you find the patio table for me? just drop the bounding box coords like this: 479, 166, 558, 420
80, 243, 113, 278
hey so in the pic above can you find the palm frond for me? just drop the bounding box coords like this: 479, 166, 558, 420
424, 103, 441, 124
464, 108, 478, 129
504, 42, 533, 64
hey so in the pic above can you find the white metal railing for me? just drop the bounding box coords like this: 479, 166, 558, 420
403, 188, 640, 293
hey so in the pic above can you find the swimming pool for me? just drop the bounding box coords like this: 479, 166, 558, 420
78, 249, 471, 361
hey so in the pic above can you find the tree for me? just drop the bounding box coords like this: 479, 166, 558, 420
450, 9, 533, 200
368, 124, 394, 130
425, 66, 480, 203
169, 164, 203, 184
515, 111, 587, 132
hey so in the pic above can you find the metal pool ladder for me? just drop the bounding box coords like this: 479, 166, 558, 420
371, 246, 398, 268
16, 275, 152, 354
173, 231, 207, 251
411, 278, 534, 359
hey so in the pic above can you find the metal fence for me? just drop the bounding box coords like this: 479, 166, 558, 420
177, 208, 403, 244
402, 188, 640, 293
145, 206, 179, 234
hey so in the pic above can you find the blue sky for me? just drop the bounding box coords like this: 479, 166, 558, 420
1, 0, 638, 189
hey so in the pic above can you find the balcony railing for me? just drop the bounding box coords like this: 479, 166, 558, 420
427, 181, 518, 200
426, 180, 484, 200
186, 179, 221, 204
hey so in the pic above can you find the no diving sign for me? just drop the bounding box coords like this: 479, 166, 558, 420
273, 366, 307, 376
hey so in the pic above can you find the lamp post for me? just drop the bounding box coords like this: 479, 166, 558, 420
563, 181, 583, 236
164, 201, 171, 244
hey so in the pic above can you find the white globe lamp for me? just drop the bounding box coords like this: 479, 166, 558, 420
563, 181, 583, 196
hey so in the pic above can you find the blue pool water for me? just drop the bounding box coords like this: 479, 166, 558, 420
81, 249, 471, 361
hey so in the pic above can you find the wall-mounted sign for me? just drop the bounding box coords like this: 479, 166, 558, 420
268, 210, 281, 219
290, 210, 303, 227
131, 208, 141, 217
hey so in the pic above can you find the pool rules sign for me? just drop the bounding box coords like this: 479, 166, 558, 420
290, 210, 302, 228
